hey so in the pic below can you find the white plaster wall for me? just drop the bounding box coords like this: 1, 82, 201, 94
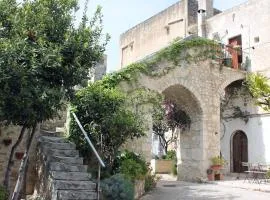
221, 83, 270, 173
206, 0, 270, 72
221, 115, 270, 173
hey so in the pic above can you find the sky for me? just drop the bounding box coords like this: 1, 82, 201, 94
77, 0, 248, 73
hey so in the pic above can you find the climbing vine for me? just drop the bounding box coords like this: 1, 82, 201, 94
98, 38, 220, 89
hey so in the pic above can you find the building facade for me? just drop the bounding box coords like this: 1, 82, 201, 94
119, 0, 270, 174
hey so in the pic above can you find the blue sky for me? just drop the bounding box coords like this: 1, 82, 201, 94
78, 0, 248, 72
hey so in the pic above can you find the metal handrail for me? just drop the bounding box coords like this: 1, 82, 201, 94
71, 112, 105, 168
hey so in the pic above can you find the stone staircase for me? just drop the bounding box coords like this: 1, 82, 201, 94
35, 131, 97, 200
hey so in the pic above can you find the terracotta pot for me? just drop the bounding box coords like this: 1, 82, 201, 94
3, 138, 12, 146
211, 165, 222, 171
15, 152, 24, 160
207, 173, 214, 181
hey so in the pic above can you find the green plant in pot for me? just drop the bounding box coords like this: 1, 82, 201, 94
210, 156, 226, 170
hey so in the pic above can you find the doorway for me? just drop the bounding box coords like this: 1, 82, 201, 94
231, 130, 248, 173
228, 35, 242, 69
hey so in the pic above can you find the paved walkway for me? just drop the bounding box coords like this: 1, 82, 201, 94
140, 180, 270, 200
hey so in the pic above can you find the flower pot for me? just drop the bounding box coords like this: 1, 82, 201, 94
207, 173, 214, 181
15, 152, 24, 160
3, 138, 12, 146
211, 165, 222, 171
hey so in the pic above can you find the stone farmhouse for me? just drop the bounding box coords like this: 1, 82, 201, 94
119, 0, 270, 179
1, 0, 270, 197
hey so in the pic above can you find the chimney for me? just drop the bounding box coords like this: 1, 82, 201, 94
198, 0, 213, 18
197, 0, 213, 37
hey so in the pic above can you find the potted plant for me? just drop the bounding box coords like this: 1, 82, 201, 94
3, 137, 12, 146
210, 156, 226, 170
206, 168, 214, 181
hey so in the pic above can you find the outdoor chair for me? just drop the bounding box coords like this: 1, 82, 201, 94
242, 162, 252, 183
242, 162, 268, 184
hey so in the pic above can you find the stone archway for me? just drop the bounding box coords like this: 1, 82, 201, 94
120, 48, 246, 180
162, 84, 203, 180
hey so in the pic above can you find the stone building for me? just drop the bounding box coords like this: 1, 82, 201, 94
119, 0, 270, 178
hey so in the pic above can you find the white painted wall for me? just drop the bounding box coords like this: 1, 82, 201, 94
221, 84, 270, 173
206, 0, 270, 73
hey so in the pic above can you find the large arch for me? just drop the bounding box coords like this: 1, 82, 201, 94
162, 84, 204, 180
120, 50, 246, 181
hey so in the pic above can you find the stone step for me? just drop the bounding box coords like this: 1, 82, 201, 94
50, 171, 92, 181
39, 136, 68, 143
43, 148, 79, 157
56, 190, 97, 200
49, 162, 88, 172
40, 129, 63, 137
47, 156, 83, 165
40, 141, 76, 150
52, 180, 96, 190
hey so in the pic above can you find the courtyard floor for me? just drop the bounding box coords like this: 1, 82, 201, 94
140, 178, 270, 200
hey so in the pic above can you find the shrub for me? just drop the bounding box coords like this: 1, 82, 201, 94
112, 150, 148, 181
0, 185, 8, 200
161, 155, 166, 159
101, 174, 134, 200
144, 173, 159, 192
69, 84, 145, 168
211, 156, 226, 166
164, 150, 176, 160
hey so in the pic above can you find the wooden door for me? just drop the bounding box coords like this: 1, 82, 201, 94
228, 35, 242, 69
232, 131, 248, 172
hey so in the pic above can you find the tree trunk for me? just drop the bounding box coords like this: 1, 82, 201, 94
3, 125, 27, 191
11, 123, 37, 200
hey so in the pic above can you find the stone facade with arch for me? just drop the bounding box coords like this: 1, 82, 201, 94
120, 51, 245, 180
119, 0, 270, 180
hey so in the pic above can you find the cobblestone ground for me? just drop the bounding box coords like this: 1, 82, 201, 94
140, 180, 270, 200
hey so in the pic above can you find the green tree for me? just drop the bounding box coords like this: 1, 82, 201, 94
246, 73, 270, 111
69, 84, 145, 171
152, 101, 191, 154
0, 0, 108, 198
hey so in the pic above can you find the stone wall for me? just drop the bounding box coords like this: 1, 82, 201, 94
119, 46, 245, 180
151, 159, 174, 174
119, 1, 186, 68
0, 125, 40, 195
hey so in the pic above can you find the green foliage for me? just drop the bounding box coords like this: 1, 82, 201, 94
69, 85, 145, 167
172, 163, 177, 176
99, 38, 219, 89
164, 150, 176, 160
0, 0, 108, 127
144, 173, 159, 192
246, 73, 270, 111
0, 185, 8, 200
211, 156, 226, 166
112, 150, 148, 181
101, 174, 134, 200
152, 101, 191, 153
266, 169, 270, 179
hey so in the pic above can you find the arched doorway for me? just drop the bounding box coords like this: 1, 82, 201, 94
231, 131, 248, 173
162, 84, 204, 180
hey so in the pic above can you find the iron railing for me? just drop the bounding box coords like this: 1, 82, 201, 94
71, 112, 105, 200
